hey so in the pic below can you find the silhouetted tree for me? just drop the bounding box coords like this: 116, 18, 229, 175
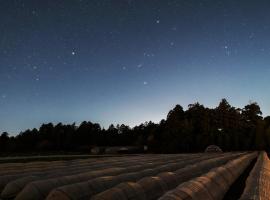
0, 132, 9, 152
0, 100, 269, 154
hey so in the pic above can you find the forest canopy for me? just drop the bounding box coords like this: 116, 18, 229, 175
1, 99, 270, 154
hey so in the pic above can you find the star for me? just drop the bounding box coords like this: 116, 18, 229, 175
143, 81, 148, 85
249, 33, 255, 39
33, 66, 38, 70
122, 66, 126, 70
156, 19, 160, 24
2, 94, 7, 99
32, 10, 37, 16
137, 64, 143, 68
71, 51, 76, 55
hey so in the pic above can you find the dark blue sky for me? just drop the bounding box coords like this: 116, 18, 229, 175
1, 0, 270, 134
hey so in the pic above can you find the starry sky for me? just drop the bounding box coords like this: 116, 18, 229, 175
1, 0, 270, 134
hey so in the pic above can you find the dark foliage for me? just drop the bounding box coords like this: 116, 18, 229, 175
0, 99, 269, 154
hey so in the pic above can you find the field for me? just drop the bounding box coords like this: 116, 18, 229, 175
0, 152, 267, 200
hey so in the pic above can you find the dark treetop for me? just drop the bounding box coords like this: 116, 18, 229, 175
1, 99, 270, 154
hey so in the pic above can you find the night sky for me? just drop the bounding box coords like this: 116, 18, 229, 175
1, 0, 270, 134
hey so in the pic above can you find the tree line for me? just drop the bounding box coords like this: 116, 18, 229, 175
1, 99, 270, 154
